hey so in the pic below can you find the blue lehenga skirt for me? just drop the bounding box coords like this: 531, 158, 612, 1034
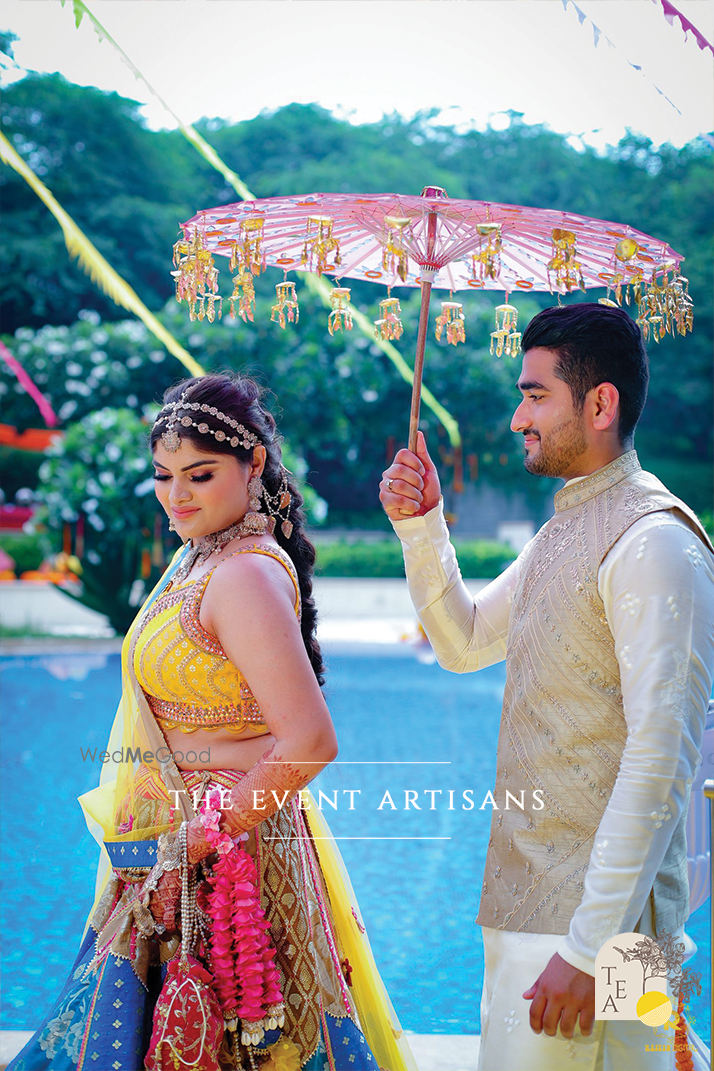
8, 782, 382, 1071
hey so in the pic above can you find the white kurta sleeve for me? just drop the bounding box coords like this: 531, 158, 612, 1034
558, 512, 714, 975
390, 499, 521, 673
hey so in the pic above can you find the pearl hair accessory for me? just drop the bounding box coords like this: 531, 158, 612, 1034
154, 391, 261, 453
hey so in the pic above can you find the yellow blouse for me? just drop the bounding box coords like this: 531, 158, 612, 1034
132, 543, 301, 735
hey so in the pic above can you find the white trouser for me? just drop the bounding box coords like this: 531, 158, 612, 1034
477, 902, 687, 1071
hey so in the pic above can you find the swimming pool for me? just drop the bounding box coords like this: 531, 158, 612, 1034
1, 648, 710, 1038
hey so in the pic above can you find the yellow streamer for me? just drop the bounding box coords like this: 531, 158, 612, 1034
65, 0, 461, 449
0, 131, 204, 379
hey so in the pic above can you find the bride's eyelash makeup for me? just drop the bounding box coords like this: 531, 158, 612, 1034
153, 472, 214, 483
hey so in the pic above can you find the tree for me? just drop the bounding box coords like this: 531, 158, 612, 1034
2, 78, 711, 513
1, 73, 206, 330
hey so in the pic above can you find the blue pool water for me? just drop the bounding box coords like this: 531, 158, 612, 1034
1, 648, 711, 1038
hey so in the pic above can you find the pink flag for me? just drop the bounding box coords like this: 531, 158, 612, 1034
0, 340, 58, 427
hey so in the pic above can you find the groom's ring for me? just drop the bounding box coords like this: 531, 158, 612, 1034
387, 478, 395, 491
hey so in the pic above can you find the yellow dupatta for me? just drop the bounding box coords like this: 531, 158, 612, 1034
77, 547, 418, 1071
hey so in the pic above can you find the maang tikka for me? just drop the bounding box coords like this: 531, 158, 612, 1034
248, 468, 293, 539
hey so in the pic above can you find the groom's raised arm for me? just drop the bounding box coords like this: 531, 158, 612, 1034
379, 431, 520, 673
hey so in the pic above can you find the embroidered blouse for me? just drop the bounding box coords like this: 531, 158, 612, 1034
132, 543, 301, 736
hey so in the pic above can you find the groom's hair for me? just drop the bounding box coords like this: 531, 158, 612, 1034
520, 303, 649, 442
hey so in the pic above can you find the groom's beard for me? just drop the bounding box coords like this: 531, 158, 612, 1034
522, 413, 587, 478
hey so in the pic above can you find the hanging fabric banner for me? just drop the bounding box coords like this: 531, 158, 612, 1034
0, 340, 58, 427
657, 0, 714, 55
0, 133, 205, 379
560, 0, 682, 115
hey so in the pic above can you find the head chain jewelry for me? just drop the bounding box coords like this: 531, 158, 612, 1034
154, 390, 261, 453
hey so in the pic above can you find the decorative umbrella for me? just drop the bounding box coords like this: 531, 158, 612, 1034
172, 188, 692, 450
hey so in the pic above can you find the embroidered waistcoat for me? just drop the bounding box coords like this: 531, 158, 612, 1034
476, 452, 713, 936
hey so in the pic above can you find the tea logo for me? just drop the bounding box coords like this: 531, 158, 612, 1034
595, 930, 687, 1023
636, 992, 672, 1027
595, 932, 647, 1020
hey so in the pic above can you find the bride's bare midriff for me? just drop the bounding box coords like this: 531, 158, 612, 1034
163, 726, 276, 772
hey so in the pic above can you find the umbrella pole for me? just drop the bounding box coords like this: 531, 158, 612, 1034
408, 271, 435, 452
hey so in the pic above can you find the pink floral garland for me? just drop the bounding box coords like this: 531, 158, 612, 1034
199, 789, 285, 1049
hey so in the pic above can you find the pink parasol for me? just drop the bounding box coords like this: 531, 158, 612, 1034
174, 188, 692, 450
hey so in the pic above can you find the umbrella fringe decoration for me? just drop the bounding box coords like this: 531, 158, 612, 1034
435, 301, 466, 346
636, 267, 693, 343
172, 229, 219, 304
228, 271, 256, 322
374, 296, 403, 341
328, 288, 353, 335
382, 216, 411, 283
472, 222, 502, 282
490, 303, 521, 358
547, 229, 585, 293
229, 218, 266, 276
271, 281, 300, 330
302, 216, 342, 275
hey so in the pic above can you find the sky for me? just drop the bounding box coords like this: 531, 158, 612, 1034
1, 0, 713, 152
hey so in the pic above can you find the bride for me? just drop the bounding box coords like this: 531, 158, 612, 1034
10, 373, 416, 1071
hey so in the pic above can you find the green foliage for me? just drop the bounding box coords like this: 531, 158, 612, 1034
315, 538, 515, 578
0, 530, 54, 574
34, 407, 165, 631
1, 76, 711, 516
1, 73, 205, 330
0, 445, 44, 501
0, 30, 18, 61
0, 313, 173, 432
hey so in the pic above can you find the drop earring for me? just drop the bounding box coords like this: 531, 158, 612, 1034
248, 475, 264, 512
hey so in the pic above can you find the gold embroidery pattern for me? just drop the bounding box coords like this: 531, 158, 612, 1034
553, 450, 640, 512
132, 543, 302, 732
259, 806, 349, 1063
477, 455, 703, 936
151, 693, 267, 734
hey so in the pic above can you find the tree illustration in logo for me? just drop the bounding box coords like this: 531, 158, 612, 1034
613, 930, 688, 998
613, 936, 668, 997
671, 968, 701, 1004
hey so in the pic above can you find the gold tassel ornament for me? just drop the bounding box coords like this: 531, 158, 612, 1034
228, 270, 256, 322
229, 217, 266, 276
547, 229, 585, 293
301, 216, 341, 276
171, 229, 219, 306
472, 222, 502, 282
636, 266, 693, 342
374, 296, 403, 341
271, 281, 300, 330
435, 301, 466, 346
328, 287, 353, 335
490, 303, 521, 358
381, 216, 411, 283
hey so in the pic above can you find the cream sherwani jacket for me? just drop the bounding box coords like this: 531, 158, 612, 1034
390, 452, 714, 974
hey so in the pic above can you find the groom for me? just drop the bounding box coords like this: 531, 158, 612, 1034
380, 304, 713, 1070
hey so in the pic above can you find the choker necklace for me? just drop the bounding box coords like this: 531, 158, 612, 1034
171, 511, 268, 585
